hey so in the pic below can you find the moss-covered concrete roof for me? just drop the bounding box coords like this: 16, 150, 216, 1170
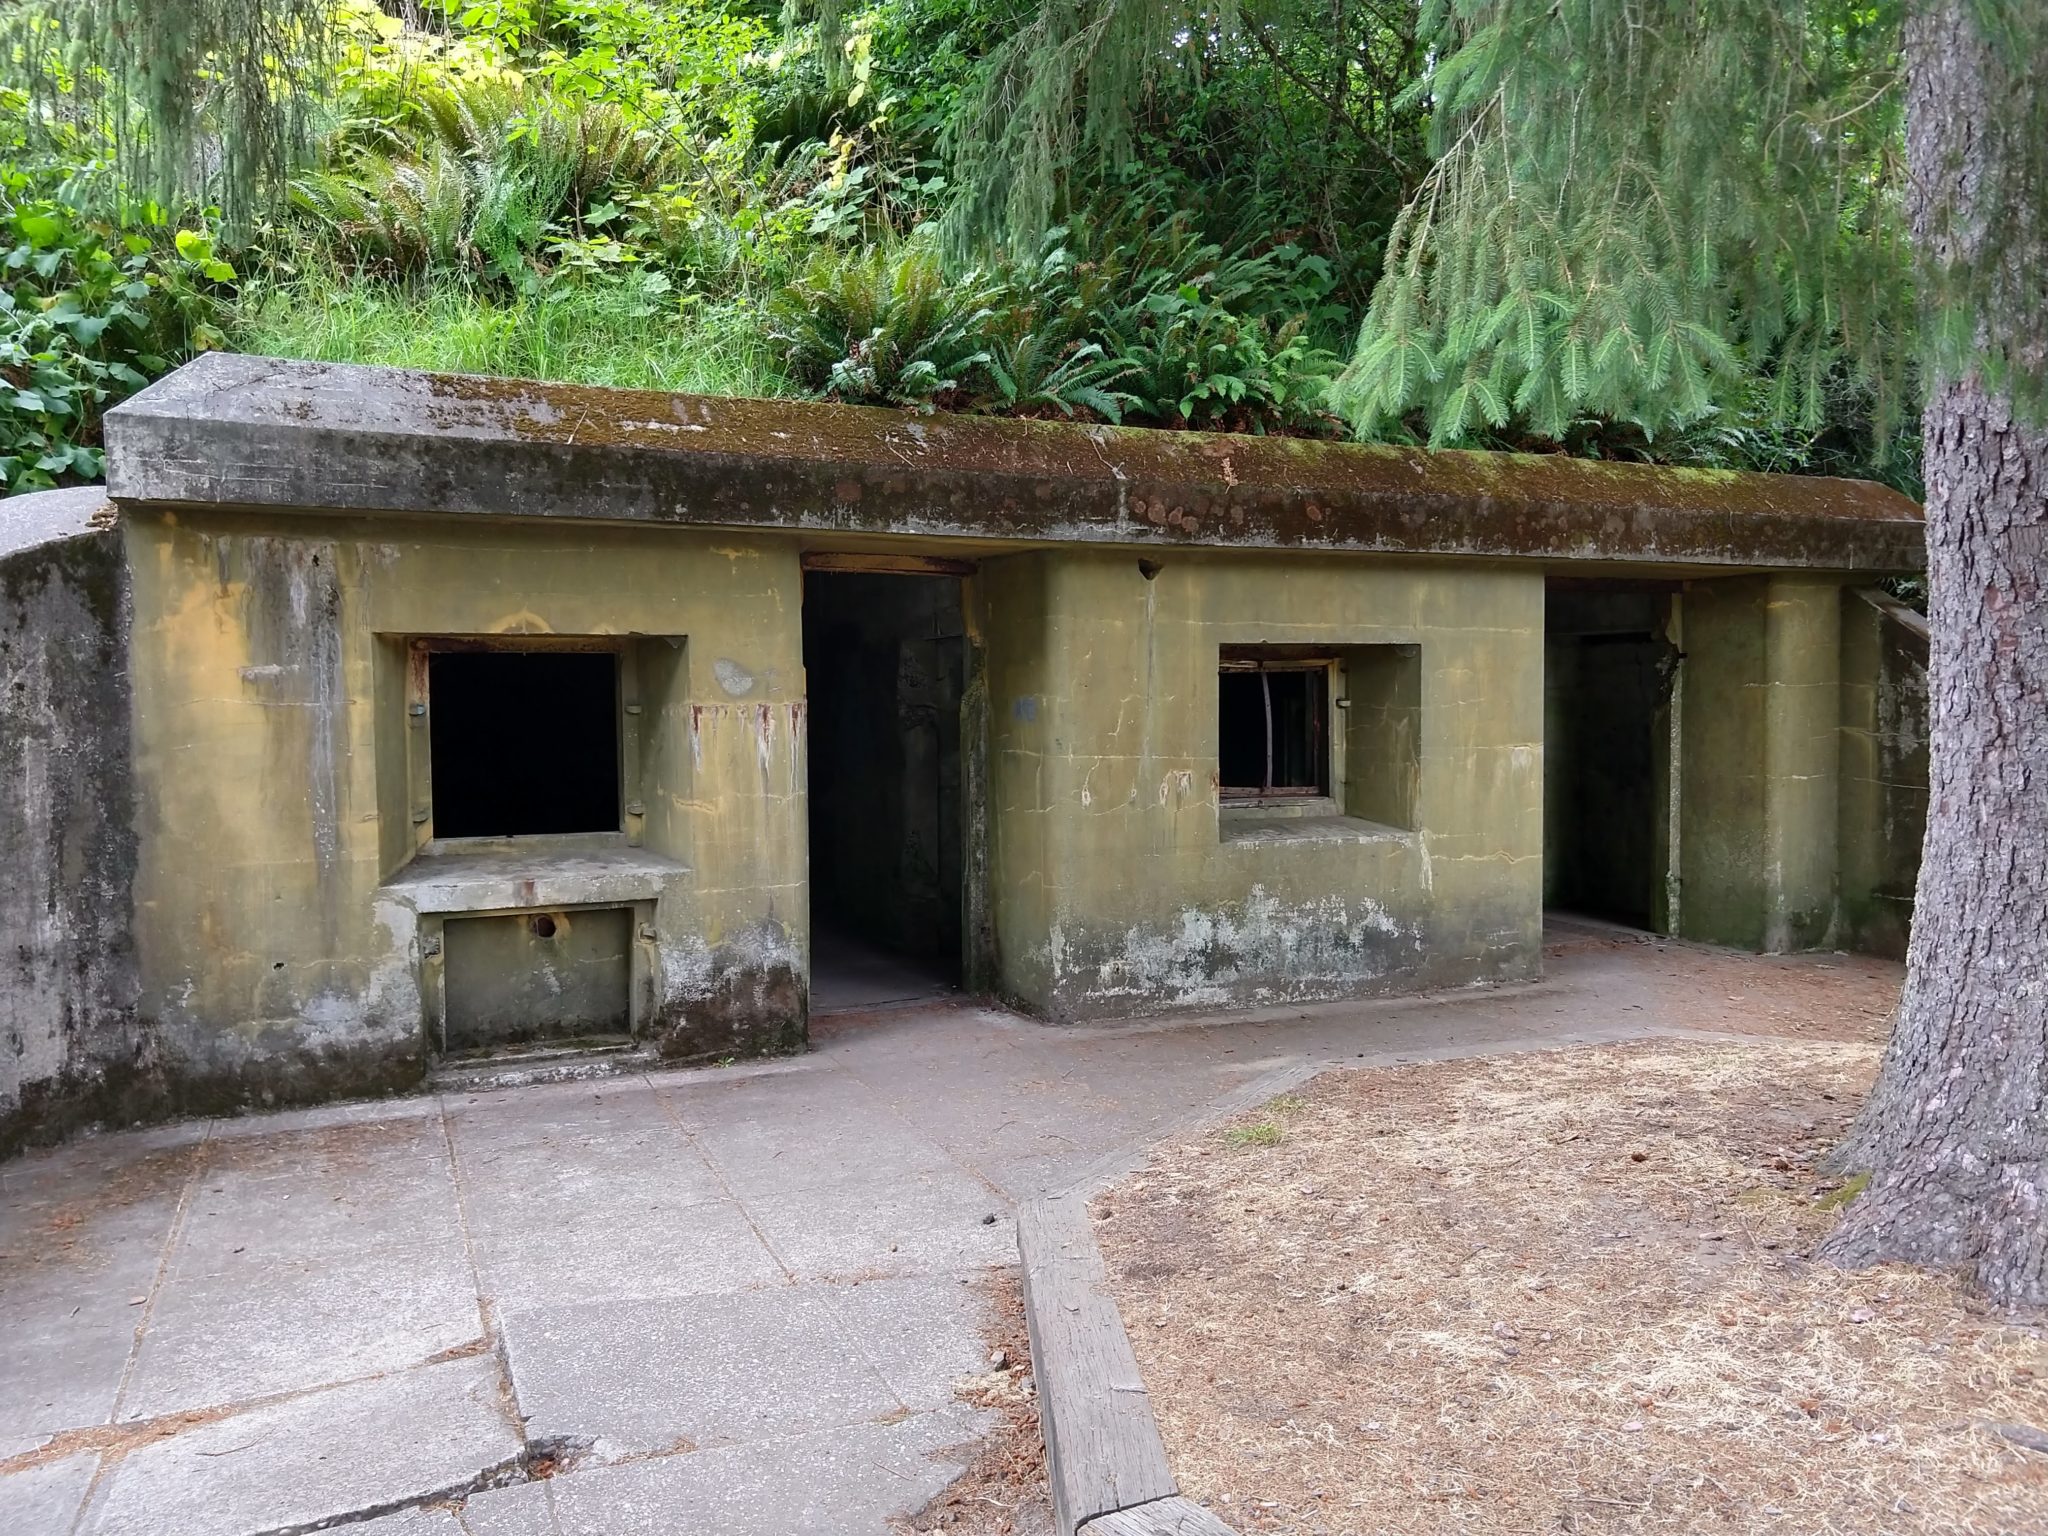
104, 353, 1923, 571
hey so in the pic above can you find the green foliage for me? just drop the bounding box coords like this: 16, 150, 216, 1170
0, 163, 232, 492
292, 12, 708, 285
5, 0, 1977, 492
1083, 221, 1342, 431
765, 217, 1343, 430
943, 0, 1427, 306
292, 88, 694, 282
1332, 0, 1965, 459
470, 0, 772, 139
942, 0, 1214, 257
1, 0, 336, 232
771, 244, 1005, 407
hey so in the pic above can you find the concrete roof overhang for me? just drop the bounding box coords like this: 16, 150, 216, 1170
105, 353, 1924, 574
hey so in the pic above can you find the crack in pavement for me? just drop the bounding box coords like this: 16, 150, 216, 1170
230, 1449, 532, 1536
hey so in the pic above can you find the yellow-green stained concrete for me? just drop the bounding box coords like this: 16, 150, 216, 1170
1676, 575, 1847, 951
122, 510, 808, 1101
978, 550, 1544, 1018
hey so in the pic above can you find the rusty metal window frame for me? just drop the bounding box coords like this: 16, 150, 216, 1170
1218, 651, 1335, 802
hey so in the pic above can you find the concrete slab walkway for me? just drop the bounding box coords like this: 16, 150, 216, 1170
0, 931, 1883, 1535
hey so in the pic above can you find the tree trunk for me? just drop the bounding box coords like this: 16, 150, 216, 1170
1819, 1, 2048, 1308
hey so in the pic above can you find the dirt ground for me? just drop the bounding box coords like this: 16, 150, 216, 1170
1096, 965, 2048, 1535
1543, 926, 1906, 1043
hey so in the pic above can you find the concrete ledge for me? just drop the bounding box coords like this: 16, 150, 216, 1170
0, 484, 112, 558
382, 845, 690, 914
1018, 1195, 1241, 1536
1852, 583, 1931, 649
105, 354, 1925, 572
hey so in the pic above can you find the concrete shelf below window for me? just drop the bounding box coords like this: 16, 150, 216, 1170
381, 845, 690, 915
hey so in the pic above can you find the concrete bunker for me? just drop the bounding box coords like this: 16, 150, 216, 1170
0, 355, 1931, 1147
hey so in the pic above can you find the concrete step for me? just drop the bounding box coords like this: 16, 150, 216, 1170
429, 1035, 655, 1094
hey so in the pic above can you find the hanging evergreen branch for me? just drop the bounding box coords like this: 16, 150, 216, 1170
941, 0, 1235, 257
1332, 0, 1922, 448
1, 0, 336, 229
1332, 0, 2048, 451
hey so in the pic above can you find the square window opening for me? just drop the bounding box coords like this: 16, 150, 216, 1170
1219, 657, 1332, 801
428, 649, 621, 837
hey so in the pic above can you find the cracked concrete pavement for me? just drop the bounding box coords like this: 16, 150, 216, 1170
3, 928, 1741, 1535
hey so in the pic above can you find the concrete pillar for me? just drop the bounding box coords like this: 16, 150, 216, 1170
1679, 575, 1842, 951
1761, 576, 1842, 950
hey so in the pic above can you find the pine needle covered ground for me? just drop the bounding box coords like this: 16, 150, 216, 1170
1096, 966, 2048, 1535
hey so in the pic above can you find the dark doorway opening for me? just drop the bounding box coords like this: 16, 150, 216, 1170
802, 570, 966, 1013
1544, 587, 1677, 930
429, 649, 620, 838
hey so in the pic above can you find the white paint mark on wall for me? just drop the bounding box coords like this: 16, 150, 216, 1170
713, 657, 757, 696
1057, 884, 1419, 1010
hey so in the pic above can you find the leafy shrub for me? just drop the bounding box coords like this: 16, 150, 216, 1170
980, 331, 1136, 423
765, 217, 1345, 432
0, 173, 232, 492
293, 65, 699, 284
1059, 209, 1346, 433
769, 244, 1003, 407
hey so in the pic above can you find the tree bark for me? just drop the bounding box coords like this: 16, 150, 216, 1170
1819, 1, 2048, 1308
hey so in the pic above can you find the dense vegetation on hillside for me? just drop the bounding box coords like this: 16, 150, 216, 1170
2, 0, 1917, 493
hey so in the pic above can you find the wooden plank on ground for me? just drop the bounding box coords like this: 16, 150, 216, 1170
1081, 1496, 1241, 1536
1018, 1194, 1180, 1535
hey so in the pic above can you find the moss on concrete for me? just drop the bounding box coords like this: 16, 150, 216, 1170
106, 355, 1926, 573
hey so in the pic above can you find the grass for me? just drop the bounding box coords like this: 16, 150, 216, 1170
235, 270, 793, 397
1224, 1122, 1285, 1148
1223, 1093, 1308, 1149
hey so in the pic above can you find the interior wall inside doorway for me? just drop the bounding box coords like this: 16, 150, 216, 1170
1544, 588, 1678, 930
802, 570, 965, 969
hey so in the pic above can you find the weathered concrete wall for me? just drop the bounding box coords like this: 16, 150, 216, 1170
1675, 580, 1766, 942
980, 550, 1543, 1019
1678, 575, 1843, 950
122, 509, 806, 1108
1838, 589, 1929, 958
1760, 579, 1844, 950
1, 490, 142, 1154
